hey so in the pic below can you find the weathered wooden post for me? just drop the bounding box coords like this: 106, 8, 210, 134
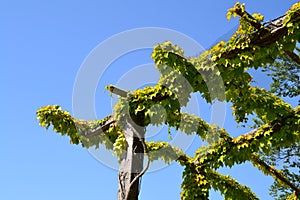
109, 86, 146, 200
118, 119, 145, 200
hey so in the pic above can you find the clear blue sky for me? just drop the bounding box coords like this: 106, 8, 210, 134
1, 1, 298, 199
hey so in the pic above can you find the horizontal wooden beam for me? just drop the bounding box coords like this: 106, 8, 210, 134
220, 12, 300, 59
108, 85, 128, 97
84, 86, 129, 138
83, 115, 115, 138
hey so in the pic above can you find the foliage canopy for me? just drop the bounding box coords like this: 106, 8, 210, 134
37, 2, 300, 199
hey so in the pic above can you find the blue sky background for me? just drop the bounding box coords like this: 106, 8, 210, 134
1, 1, 298, 199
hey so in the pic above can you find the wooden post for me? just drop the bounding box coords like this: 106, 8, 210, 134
107, 85, 146, 200
118, 118, 145, 200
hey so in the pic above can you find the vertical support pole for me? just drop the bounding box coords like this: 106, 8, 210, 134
118, 118, 145, 200
108, 86, 146, 200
